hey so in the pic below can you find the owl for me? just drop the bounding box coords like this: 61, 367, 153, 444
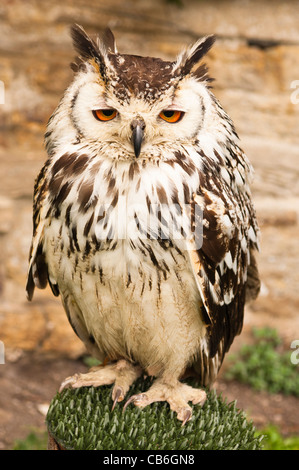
26, 25, 260, 424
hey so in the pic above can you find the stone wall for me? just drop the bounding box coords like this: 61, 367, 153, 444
0, 0, 299, 358
1, 0, 299, 146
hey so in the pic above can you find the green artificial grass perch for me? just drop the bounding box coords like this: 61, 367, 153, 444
46, 377, 264, 450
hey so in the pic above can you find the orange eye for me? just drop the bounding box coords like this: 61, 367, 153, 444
159, 110, 184, 123
93, 109, 118, 121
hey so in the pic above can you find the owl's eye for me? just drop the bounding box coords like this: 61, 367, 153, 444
92, 109, 118, 121
159, 110, 184, 123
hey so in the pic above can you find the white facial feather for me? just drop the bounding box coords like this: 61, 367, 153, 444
48, 64, 214, 160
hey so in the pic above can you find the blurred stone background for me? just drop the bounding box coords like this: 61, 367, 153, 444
0, 0, 299, 447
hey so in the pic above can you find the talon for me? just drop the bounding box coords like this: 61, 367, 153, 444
123, 394, 137, 412
112, 387, 123, 411
123, 393, 146, 412
181, 409, 192, 426
59, 374, 79, 393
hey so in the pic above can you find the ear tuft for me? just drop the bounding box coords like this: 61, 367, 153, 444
70, 24, 102, 61
174, 35, 216, 76
100, 28, 117, 54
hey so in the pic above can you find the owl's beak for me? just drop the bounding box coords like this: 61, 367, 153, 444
131, 118, 145, 158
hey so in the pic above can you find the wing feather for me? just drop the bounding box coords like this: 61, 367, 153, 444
26, 161, 59, 300
187, 152, 260, 371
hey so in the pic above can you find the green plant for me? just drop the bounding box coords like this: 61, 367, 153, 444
46, 377, 263, 450
256, 426, 299, 450
13, 429, 48, 450
82, 355, 102, 368
225, 327, 299, 396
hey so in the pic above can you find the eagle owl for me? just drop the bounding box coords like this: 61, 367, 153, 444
26, 25, 260, 424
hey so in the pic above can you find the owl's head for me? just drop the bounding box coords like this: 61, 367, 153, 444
46, 25, 216, 160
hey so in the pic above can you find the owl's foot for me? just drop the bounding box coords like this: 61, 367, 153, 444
123, 378, 206, 425
59, 359, 142, 409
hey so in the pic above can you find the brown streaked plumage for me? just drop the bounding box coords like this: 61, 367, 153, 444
26, 24, 260, 424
